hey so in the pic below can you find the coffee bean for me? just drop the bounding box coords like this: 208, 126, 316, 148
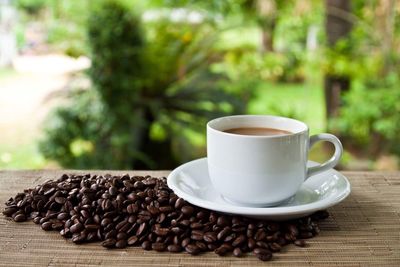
52, 222, 64, 230
136, 222, 147, 236
217, 226, 231, 240
254, 229, 267, 241
269, 242, 282, 252
3, 207, 17, 216
215, 243, 233, 256
167, 244, 182, 253
185, 244, 200, 255
57, 212, 69, 220
152, 242, 166, 252
195, 241, 207, 251
13, 213, 26, 222
181, 237, 190, 248
191, 231, 204, 241
55, 197, 66, 204
102, 238, 116, 248
256, 241, 269, 249
70, 222, 84, 234
224, 233, 236, 243
248, 237, 257, 250
233, 247, 243, 257
126, 204, 138, 214
154, 228, 169, 236
217, 216, 230, 227
142, 240, 152, 250
41, 221, 52, 231
207, 243, 217, 250
181, 206, 194, 216
33, 216, 42, 224
115, 239, 127, 248
116, 232, 127, 240
203, 232, 217, 243
254, 248, 272, 261
294, 239, 307, 247
174, 198, 185, 209
190, 222, 202, 229
232, 234, 246, 247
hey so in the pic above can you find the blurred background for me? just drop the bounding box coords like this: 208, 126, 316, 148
0, 0, 399, 171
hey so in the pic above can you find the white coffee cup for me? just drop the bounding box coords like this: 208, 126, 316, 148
207, 115, 343, 207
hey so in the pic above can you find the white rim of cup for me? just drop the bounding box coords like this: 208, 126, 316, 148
207, 115, 309, 139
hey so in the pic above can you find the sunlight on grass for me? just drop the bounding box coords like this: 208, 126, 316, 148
248, 81, 325, 134
0, 142, 47, 169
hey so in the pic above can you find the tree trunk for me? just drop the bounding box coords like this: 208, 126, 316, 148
324, 0, 352, 128
257, 0, 277, 53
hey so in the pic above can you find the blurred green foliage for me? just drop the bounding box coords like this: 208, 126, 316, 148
40, 0, 245, 169
10, 0, 399, 169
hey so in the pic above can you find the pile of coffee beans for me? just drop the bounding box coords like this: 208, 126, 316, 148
2, 173, 329, 261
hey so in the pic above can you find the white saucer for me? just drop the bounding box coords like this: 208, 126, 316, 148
167, 158, 351, 220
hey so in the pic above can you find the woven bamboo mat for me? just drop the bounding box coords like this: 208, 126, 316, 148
0, 170, 399, 266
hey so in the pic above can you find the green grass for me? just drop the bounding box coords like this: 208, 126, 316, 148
248, 81, 331, 163
248, 81, 326, 134
0, 142, 47, 169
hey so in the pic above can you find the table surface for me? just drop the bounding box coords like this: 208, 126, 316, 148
0, 170, 399, 267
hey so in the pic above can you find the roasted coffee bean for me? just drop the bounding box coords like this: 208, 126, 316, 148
41, 221, 53, 231
256, 241, 269, 249
217, 216, 230, 227
2, 207, 17, 216
190, 222, 202, 229
232, 234, 246, 247
154, 228, 169, 236
171, 227, 183, 235
57, 212, 69, 220
215, 243, 233, 256
224, 233, 236, 243
127, 236, 138, 245
142, 240, 152, 250
233, 247, 243, 257
181, 237, 190, 248
52, 222, 64, 230
294, 239, 307, 247
299, 231, 313, 239
70, 222, 84, 234
116, 232, 127, 240
254, 229, 267, 241
13, 213, 26, 222
207, 243, 217, 251
55, 197, 66, 204
254, 248, 272, 261
102, 238, 116, 248
185, 244, 200, 255
152, 242, 166, 252
269, 242, 282, 252
115, 239, 127, 249
203, 232, 217, 243
105, 230, 117, 239
174, 198, 185, 209
33, 216, 42, 224
167, 244, 182, 253
217, 227, 231, 240
191, 232, 204, 241
126, 204, 139, 214
195, 241, 207, 251
181, 206, 194, 216
248, 238, 256, 250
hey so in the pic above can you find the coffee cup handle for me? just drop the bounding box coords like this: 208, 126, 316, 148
306, 133, 343, 179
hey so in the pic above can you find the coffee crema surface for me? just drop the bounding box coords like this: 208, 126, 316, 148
223, 127, 292, 136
